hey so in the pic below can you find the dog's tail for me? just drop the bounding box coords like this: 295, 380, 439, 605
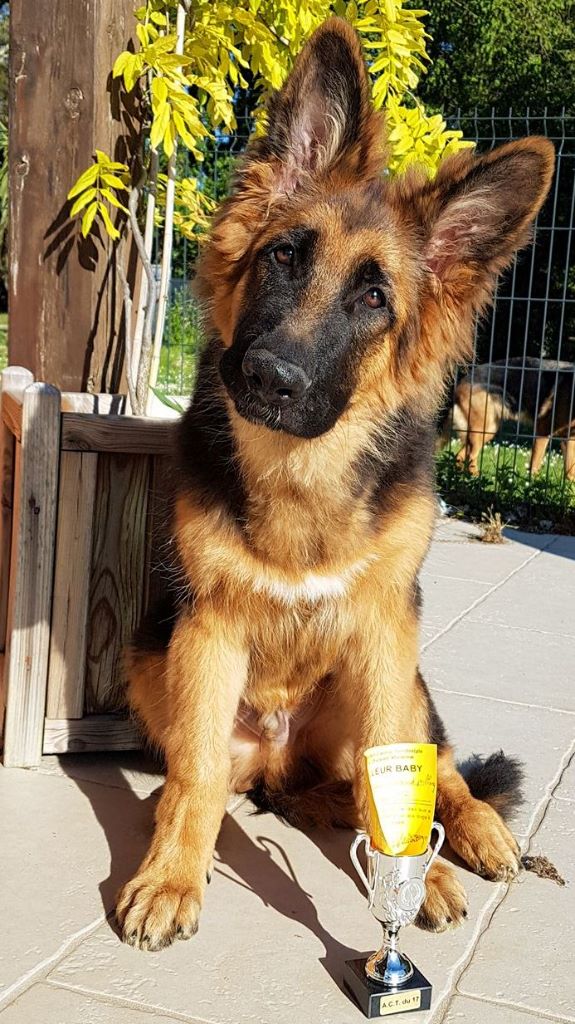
249, 751, 524, 829
459, 750, 524, 819
248, 777, 359, 830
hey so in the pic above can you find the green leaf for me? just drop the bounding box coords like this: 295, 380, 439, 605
152, 76, 168, 104
112, 51, 131, 78
67, 164, 99, 199
100, 172, 129, 190
100, 188, 129, 213
150, 101, 170, 150
150, 387, 185, 414
81, 200, 99, 237
98, 202, 121, 240
70, 187, 98, 217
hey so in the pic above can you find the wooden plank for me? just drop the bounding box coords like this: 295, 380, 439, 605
145, 454, 175, 610
60, 393, 126, 415
61, 413, 176, 454
0, 368, 34, 654
43, 715, 141, 754
2, 384, 61, 767
46, 451, 98, 719
1, 392, 23, 442
9, 0, 137, 391
85, 453, 150, 713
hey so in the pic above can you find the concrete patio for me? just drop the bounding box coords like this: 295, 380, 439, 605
1, 517, 574, 1024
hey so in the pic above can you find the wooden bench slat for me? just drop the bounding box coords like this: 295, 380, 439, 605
46, 451, 98, 719
61, 413, 176, 454
43, 714, 141, 754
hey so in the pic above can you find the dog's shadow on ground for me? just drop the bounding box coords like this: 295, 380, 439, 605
60, 755, 365, 985
214, 810, 366, 983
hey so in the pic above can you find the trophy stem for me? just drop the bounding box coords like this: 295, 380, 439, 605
365, 925, 415, 988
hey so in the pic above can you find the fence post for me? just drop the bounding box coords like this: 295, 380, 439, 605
8, 0, 137, 392
3, 382, 61, 767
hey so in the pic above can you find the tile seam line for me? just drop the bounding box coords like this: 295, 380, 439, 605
432, 737, 575, 1023
517, 739, 575, 845
453, 740, 575, 1007
428, 684, 575, 715
421, 572, 498, 584
427, 882, 508, 1024
45, 979, 220, 1024
452, 991, 575, 1024
463, 619, 575, 640
422, 539, 555, 652
31, 770, 161, 797
0, 913, 107, 1013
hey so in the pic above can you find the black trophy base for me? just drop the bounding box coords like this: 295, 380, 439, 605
344, 958, 432, 1018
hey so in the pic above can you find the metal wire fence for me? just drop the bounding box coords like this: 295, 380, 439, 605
437, 110, 575, 527
159, 108, 575, 527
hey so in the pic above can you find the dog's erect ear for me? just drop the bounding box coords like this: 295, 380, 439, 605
260, 17, 383, 190
423, 138, 555, 295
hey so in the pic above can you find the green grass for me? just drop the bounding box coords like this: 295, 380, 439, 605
157, 292, 201, 396
436, 437, 575, 533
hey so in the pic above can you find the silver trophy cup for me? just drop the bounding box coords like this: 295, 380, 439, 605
350, 822, 445, 988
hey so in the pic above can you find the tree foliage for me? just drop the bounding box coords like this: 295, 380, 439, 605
68, 0, 472, 243
418, 0, 575, 113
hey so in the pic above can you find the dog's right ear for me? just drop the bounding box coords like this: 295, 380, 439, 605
206, 19, 385, 275
258, 17, 384, 193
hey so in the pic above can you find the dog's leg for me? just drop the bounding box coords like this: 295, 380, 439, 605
116, 609, 248, 951
436, 746, 520, 881
561, 437, 575, 480
530, 429, 550, 476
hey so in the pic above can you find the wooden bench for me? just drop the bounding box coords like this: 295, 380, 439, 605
0, 366, 177, 767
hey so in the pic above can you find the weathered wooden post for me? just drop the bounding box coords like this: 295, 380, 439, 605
8, 0, 137, 392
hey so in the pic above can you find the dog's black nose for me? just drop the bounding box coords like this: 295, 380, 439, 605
242, 349, 311, 404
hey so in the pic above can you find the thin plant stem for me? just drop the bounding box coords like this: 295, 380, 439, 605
131, 148, 158, 386
145, 1, 187, 414
117, 256, 138, 414
130, 167, 158, 413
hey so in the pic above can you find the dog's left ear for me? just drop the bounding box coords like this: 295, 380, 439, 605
260, 17, 384, 191
423, 138, 555, 298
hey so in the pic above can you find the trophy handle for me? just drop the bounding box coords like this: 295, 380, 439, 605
424, 821, 445, 875
350, 832, 375, 896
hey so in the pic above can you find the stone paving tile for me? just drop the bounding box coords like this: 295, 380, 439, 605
430, 690, 575, 837
37, 751, 164, 795
442, 994, 558, 1023
459, 798, 575, 1022
422, 618, 575, 713
0, 983, 194, 1023
419, 575, 491, 632
48, 799, 507, 1024
545, 535, 575, 560
434, 519, 482, 543
0, 767, 154, 1007
554, 755, 575, 802
421, 539, 538, 585
469, 547, 575, 637
36, 753, 245, 816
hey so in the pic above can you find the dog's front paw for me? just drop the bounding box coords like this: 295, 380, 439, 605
116, 873, 202, 951
416, 859, 468, 932
447, 798, 521, 882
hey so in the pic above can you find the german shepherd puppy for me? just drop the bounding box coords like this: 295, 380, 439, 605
116, 19, 554, 951
445, 357, 575, 477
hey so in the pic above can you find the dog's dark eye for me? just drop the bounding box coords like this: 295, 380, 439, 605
274, 245, 294, 266
363, 287, 386, 310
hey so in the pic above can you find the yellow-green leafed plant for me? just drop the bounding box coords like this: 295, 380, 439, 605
67, 0, 472, 413
67, 150, 129, 239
